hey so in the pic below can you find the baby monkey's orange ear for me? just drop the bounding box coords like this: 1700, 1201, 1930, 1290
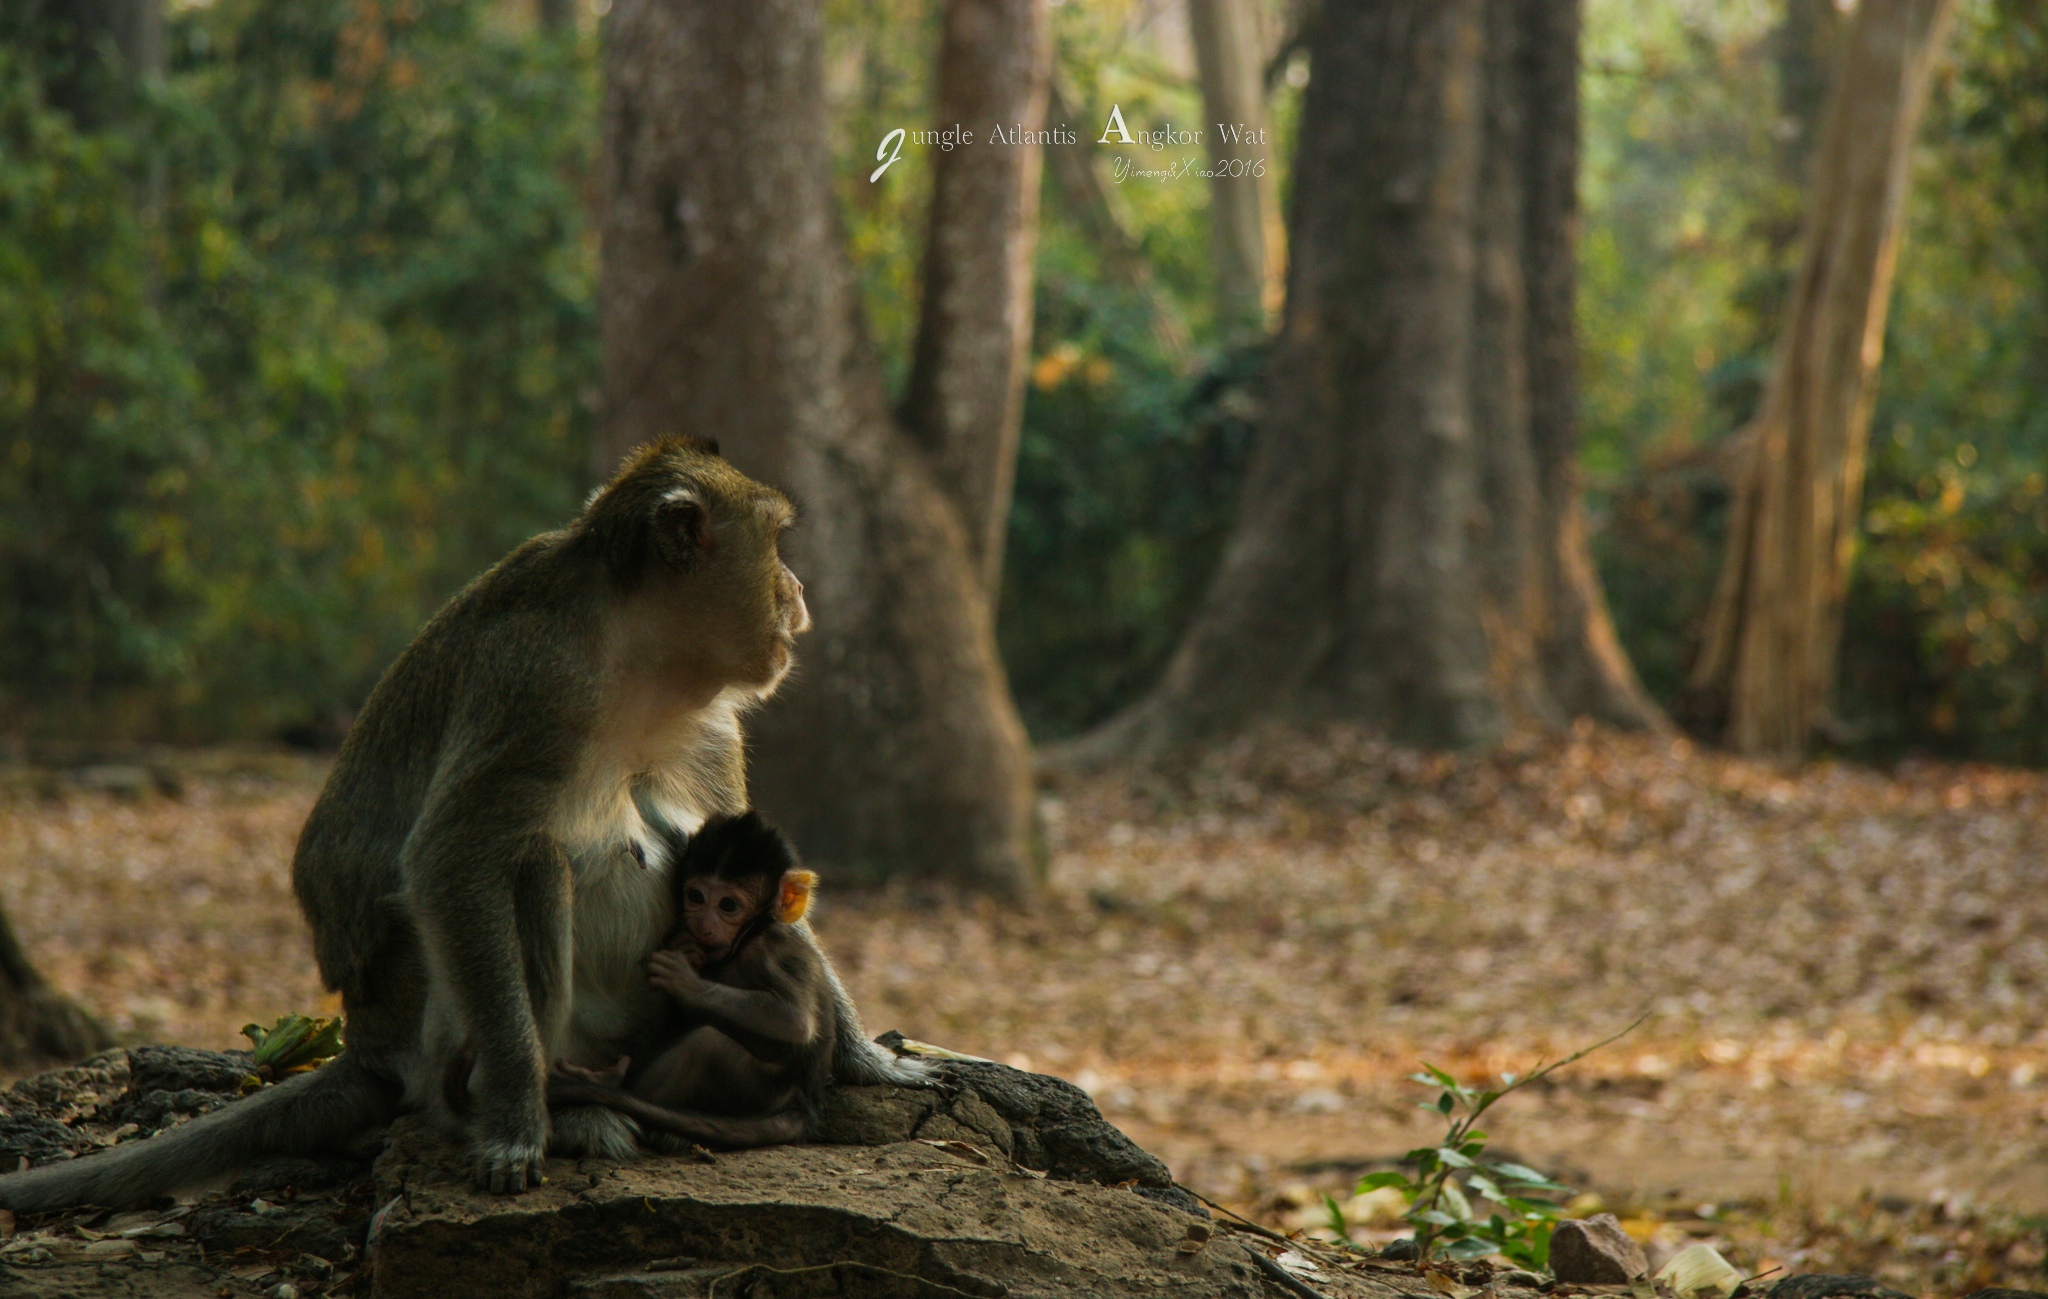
776, 869, 817, 924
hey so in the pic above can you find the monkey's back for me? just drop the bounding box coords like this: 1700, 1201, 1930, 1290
290, 528, 606, 1052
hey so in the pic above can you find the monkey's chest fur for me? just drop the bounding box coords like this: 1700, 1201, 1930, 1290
550, 691, 750, 1063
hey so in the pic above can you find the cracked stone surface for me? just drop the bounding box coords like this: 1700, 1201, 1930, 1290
0, 1045, 1462, 1299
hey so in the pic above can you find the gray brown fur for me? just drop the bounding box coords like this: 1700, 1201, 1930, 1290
0, 437, 925, 1213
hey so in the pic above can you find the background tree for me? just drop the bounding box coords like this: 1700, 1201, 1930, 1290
1083, 0, 1661, 759
901, 0, 1051, 592
597, 0, 1047, 889
0, 904, 109, 1066
1686, 0, 1958, 757
1188, 0, 1284, 340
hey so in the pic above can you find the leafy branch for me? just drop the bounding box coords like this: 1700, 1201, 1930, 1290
1333, 1014, 1647, 1270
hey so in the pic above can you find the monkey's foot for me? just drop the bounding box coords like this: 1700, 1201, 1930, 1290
549, 1104, 642, 1162
471, 1138, 546, 1194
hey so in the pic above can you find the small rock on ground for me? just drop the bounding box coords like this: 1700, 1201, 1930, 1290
1549, 1213, 1649, 1284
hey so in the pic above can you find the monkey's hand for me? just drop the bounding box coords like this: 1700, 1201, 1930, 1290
648, 948, 709, 1002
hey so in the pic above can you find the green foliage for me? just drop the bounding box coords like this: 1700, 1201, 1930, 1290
0, 46, 200, 726
1833, 0, 2048, 761
997, 308, 1255, 739
1587, 0, 2048, 761
242, 1011, 344, 1073
831, 0, 1298, 740
1332, 1022, 1641, 1270
0, 0, 596, 738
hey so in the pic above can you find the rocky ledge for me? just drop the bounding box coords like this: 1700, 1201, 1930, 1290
0, 1042, 1478, 1299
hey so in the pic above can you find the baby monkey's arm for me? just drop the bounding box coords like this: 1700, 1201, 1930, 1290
646, 943, 819, 1063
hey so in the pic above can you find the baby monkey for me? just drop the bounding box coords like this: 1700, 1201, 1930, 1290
546, 812, 838, 1150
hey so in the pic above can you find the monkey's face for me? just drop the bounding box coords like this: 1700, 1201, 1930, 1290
680, 876, 765, 962
585, 438, 812, 697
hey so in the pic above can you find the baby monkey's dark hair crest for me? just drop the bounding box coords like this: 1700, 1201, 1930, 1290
675, 811, 816, 936
680, 811, 803, 886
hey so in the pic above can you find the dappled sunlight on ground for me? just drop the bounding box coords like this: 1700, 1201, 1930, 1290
1, 727, 2044, 1293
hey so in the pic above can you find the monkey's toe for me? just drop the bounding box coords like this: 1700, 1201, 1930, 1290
473, 1139, 547, 1194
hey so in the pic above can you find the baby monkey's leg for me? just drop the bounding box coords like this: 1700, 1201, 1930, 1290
545, 1029, 805, 1151
630, 1028, 793, 1116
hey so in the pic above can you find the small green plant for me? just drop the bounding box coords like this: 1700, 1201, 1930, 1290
1328, 1016, 1645, 1270
239, 1012, 345, 1091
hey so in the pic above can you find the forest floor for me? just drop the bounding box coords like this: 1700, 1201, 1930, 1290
1, 726, 2044, 1296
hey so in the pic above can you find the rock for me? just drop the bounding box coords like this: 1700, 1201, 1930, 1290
1770, 1277, 1918, 1299
365, 1111, 1259, 1299
0, 1050, 133, 1170
1379, 1238, 1418, 1261
122, 1045, 252, 1097
0, 1050, 1455, 1299
71, 765, 157, 798
1549, 1213, 1649, 1284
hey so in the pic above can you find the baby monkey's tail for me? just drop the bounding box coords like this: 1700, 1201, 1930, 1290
0, 1052, 399, 1213
813, 940, 935, 1087
547, 1079, 806, 1149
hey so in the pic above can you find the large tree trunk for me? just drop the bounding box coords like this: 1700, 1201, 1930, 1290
0, 902, 111, 1067
1686, 0, 1956, 758
598, 0, 1036, 890
901, 0, 1050, 592
38, 0, 162, 129
1187, 0, 1285, 339
537, 0, 574, 34
1079, 0, 1660, 760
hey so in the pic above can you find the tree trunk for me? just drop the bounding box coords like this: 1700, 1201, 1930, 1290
0, 901, 111, 1066
901, 0, 1051, 593
1187, 0, 1285, 339
1774, 0, 1842, 183
1686, 0, 1956, 758
38, 0, 162, 128
1078, 0, 1661, 760
598, 0, 1036, 890
537, 0, 575, 34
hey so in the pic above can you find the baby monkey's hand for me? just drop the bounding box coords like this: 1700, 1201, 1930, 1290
648, 947, 709, 1001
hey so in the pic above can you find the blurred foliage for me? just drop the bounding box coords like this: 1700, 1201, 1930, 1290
0, 0, 594, 739
835, 0, 1295, 738
5, 0, 2046, 762
1585, 0, 2048, 762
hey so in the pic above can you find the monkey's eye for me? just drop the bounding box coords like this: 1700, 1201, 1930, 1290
685, 887, 706, 905
718, 897, 740, 915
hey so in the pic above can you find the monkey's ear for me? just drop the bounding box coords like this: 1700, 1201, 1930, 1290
775, 869, 816, 924
651, 493, 716, 571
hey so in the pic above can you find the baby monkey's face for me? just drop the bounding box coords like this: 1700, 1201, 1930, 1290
680, 876, 763, 963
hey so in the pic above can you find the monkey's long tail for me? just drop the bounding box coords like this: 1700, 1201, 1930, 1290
0, 1051, 400, 1213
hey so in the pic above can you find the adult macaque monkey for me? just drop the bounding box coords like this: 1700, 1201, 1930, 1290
0, 437, 926, 1212
542, 812, 837, 1149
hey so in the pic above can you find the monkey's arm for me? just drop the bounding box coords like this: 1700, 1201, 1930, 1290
648, 943, 819, 1063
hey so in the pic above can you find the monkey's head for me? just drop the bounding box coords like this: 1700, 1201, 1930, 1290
581, 436, 812, 696
672, 811, 816, 964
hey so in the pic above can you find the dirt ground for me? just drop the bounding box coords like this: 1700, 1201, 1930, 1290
2, 726, 2044, 1295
